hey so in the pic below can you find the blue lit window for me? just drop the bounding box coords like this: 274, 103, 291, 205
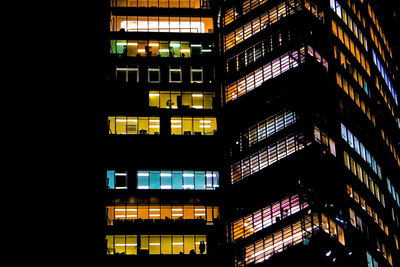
161, 170, 172, 189
137, 170, 219, 190
150, 171, 161, 189
172, 171, 183, 189
340, 123, 347, 140
347, 130, 354, 148
137, 171, 150, 189
195, 171, 205, 190
183, 171, 195, 189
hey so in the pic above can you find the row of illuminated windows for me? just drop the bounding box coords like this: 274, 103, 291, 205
236, 215, 314, 266
372, 49, 397, 105
106, 234, 207, 255
137, 170, 219, 190
303, 0, 325, 22
367, 2, 393, 59
236, 213, 345, 267
380, 129, 400, 167
331, 20, 370, 77
231, 132, 307, 184
226, 30, 292, 73
223, 0, 270, 27
110, 16, 214, 33
108, 116, 217, 135
366, 251, 380, 267
330, 0, 368, 52
333, 46, 370, 97
349, 208, 393, 266
345, 0, 366, 28
336, 72, 376, 126
231, 194, 307, 242
170, 117, 217, 135
370, 26, 388, 68
313, 126, 336, 157
347, 185, 389, 236
225, 48, 305, 103
116, 65, 204, 83
341, 123, 381, 177
110, 0, 210, 9
108, 116, 160, 135
106, 204, 219, 225
343, 151, 384, 207
375, 77, 396, 120
306, 46, 329, 71
149, 91, 215, 109
236, 110, 297, 152
386, 177, 400, 208
110, 40, 213, 58
223, 0, 301, 51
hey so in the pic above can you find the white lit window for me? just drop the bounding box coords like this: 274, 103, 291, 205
148, 66, 160, 83
169, 67, 182, 83
116, 65, 139, 83
190, 67, 203, 83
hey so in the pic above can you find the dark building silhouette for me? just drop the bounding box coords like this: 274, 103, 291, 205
103, 0, 400, 266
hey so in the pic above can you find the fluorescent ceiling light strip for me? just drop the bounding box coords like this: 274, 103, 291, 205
149, 43, 159, 47
149, 214, 160, 217
149, 209, 160, 211
115, 187, 127, 189
172, 214, 183, 216
192, 94, 203, 97
137, 172, 149, 176
148, 125, 159, 128
149, 119, 160, 122
160, 173, 172, 177
190, 44, 202, 47
171, 120, 182, 123
115, 244, 137, 246
172, 209, 183, 211
149, 93, 160, 96
200, 120, 211, 123
115, 173, 127, 176
116, 42, 138, 46
192, 106, 203, 109
171, 125, 182, 128
183, 173, 194, 177
161, 185, 172, 189
137, 49, 146, 52
137, 186, 150, 189
172, 243, 184, 245
149, 243, 160, 246
201, 49, 212, 52
180, 49, 190, 52
159, 49, 170, 52
200, 125, 211, 128
116, 119, 138, 122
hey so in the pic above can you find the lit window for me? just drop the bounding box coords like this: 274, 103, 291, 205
169, 66, 182, 83
116, 65, 139, 83
148, 66, 161, 83
107, 170, 128, 189
191, 67, 203, 83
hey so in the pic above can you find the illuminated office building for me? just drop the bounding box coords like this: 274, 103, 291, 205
103, 0, 400, 266
103, 0, 223, 266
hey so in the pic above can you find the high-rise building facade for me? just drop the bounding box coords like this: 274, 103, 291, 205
103, 0, 400, 266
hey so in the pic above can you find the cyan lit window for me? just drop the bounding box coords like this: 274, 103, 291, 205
137, 170, 219, 190
107, 170, 128, 189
